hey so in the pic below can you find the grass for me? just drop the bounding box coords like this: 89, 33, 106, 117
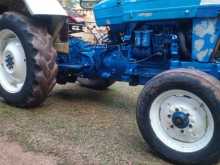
0, 83, 170, 165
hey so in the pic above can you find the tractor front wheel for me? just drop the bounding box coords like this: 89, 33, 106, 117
0, 12, 57, 108
137, 69, 220, 165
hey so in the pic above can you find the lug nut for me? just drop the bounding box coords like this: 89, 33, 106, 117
189, 124, 193, 128
168, 114, 171, 118
175, 108, 179, 112
170, 125, 174, 128
181, 130, 184, 133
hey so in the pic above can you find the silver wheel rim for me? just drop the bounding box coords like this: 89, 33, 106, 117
0, 29, 27, 93
150, 89, 214, 153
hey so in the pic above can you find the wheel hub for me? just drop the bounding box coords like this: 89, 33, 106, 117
0, 29, 27, 93
4, 52, 15, 72
172, 111, 189, 129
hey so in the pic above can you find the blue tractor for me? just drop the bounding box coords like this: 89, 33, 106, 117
58, 1, 220, 164
1, 0, 220, 164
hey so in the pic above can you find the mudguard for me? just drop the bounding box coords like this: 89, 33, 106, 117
23, 0, 67, 16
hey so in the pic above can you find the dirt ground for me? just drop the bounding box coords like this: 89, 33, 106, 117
0, 82, 208, 165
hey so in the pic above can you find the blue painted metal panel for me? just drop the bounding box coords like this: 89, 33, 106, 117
94, 0, 220, 26
196, 5, 220, 17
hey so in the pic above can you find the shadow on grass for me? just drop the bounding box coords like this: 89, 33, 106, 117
52, 83, 142, 112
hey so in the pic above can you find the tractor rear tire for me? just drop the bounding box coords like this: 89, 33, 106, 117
137, 69, 220, 165
0, 12, 57, 108
77, 78, 115, 90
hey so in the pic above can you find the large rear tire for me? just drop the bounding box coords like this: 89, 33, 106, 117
137, 69, 220, 165
0, 12, 57, 108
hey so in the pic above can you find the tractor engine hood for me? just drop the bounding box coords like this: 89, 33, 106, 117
94, 0, 220, 26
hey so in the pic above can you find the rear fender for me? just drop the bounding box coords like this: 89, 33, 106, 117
0, 0, 67, 37
23, 0, 67, 43
23, 0, 67, 16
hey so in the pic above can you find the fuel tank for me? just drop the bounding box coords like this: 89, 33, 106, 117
93, 0, 220, 26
